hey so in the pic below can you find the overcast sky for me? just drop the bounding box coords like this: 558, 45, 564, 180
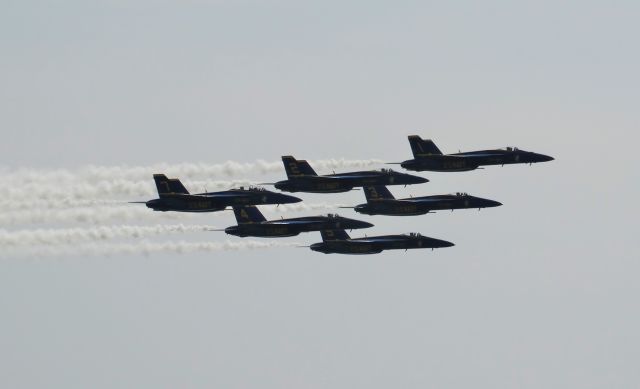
1, 1, 639, 388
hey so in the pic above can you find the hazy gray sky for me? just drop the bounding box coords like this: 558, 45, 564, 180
1, 1, 639, 388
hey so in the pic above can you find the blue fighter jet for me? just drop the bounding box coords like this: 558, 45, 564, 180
273, 156, 428, 193
310, 229, 454, 255
398, 136, 554, 172
351, 186, 502, 216
222, 205, 374, 237
137, 174, 301, 212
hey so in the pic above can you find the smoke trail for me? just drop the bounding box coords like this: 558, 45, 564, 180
0, 224, 218, 247
0, 198, 123, 212
1, 240, 301, 258
0, 202, 347, 226
1, 158, 384, 185
0, 205, 200, 225
0, 179, 256, 203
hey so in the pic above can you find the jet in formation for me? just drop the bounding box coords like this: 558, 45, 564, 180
398, 135, 554, 172
221, 205, 373, 237
138, 174, 301, 212
273, 156, 428, 193
351, 185, 502, 216
309, 229, 454, 255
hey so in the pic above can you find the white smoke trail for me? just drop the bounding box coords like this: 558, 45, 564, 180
0, 224, 218, 247
0, 203, 347, 226
1, 158, 383, 185
0, 205, 200, 225
1, 240, 301, 258
0, 179, 256, 203
0, 198, 124, 212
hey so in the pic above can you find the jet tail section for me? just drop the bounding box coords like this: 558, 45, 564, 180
232, 205, 267, 224
153, 174, 190, 196
281, 156, 317, 178
408, 135, 443, 157
364, 185, 395, 201
321, 229, 350, 241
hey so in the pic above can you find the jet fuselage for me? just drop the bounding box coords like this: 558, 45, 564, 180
225, 215, 373, 238
310, 233, 454, 255
146, 188, 301, 212
354, 194, 502, 216
274, 170, 428, 193
401, 148, 554, 172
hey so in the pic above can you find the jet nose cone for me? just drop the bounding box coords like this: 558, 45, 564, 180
406, 174, 428, 184
436, 239, 455, 248
279, 194, 302, 203
537, 154, 554, 162
428, 238, 454, 248
340, 218, 374, 229
485, 199, 503, 207
359, 221, 375, 229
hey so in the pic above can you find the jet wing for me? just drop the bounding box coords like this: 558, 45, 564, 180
201, 192, 250, 197
300, 175, 342, 182
268, 220, 322, 225
352, 237, 404, 244
380, 198, 431, 204
400, 198, 446, 204
454, 152, 505, 158
328, 174, 379, 180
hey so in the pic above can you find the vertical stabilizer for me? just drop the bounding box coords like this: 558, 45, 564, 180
281, 156, 318, 178
232, 205, 267, 224
321, 229, 350, 241
153, 174, 190, 196
363, 186, 395, 201
408, 136, 443, 157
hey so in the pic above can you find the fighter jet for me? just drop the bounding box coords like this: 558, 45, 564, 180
138, 174, 301, 212
351, 185, 502, 216
397, 135, 554, 172
273, 156, 428, 193
221, 205, 374, 237
310, 229, 454, 255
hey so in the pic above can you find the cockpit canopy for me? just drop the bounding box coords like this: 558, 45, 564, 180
327, 213, 338, 218
455, 192, 468, 196
380, 168, 396, 173
408, 232, 422, 238
505, 147, 519, 152
234, 185, 265, 191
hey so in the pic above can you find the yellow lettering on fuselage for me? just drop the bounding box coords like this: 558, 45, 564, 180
395, 205, 418, 213
188, 200, 213, 209
350, 244, 373, 253
443, 160, 466, 169
317, 182, 340, 190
